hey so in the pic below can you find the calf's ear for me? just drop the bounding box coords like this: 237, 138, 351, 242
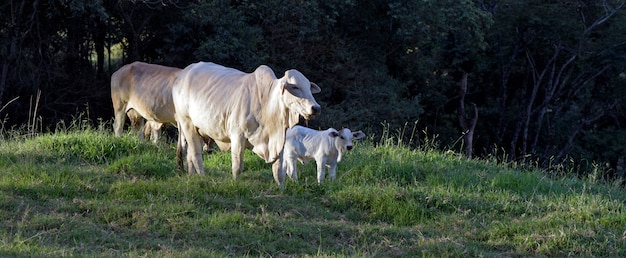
330, 131, 339, 137
310, 82, 321, 94
352, 131, 365, 140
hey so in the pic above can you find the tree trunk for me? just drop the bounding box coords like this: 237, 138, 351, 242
1, 0, 29, 107
457, 72, 478, 158
0, 39, 14, 106
119, 3, 150, 62
95, 21, 106, 80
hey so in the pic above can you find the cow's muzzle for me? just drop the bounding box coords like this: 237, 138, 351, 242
311, 105, 321, 116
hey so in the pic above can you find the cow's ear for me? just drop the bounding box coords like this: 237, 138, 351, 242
330, 131, 339, 138
353, 131, 365, 140
310, 82, 321, 94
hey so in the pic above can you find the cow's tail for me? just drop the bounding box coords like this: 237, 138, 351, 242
110, 71, 126, 137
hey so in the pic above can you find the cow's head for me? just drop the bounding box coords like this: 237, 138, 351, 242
330, 128, 365, 162
281, 70, 321, 121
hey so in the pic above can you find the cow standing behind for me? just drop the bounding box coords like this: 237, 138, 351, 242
111, 61, 181, 142
172, 62, 321, 189
281, 125, 365, 183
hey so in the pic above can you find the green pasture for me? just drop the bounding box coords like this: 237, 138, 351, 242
0, 123, 624, 257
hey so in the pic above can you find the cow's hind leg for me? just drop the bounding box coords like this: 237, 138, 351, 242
112, 97, 127, 137
179, 119, 204, 175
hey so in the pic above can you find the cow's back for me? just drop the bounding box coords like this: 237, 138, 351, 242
110, 62, 134, 103
123, 62, 181, 123
174, 62, 263, 141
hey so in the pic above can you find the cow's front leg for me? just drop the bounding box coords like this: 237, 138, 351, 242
230, 135, 245, 179
126, 109, 145, 140
272, 153, 285, 190
145, 121, 163, 143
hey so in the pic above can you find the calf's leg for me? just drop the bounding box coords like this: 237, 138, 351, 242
316, 157, 327, 184
283, 154, 298, 181
328, 162, 338, 181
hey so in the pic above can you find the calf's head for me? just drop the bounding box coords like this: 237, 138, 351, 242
281, 70, 321, 120
331, 128, 366, 162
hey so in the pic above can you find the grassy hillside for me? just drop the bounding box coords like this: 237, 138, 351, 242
0, 125, 624, 257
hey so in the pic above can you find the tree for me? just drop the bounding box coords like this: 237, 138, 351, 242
457, 72, 478, 158
482, 0, 626, 167
0, 0, 38, 109
387, 0, 492, 153
1, 0, 624, 178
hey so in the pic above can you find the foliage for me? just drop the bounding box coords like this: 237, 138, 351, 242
480, 0, 626, 164
0, 0, 625, 175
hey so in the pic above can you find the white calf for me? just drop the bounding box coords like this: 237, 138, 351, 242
282, 125, 365, 183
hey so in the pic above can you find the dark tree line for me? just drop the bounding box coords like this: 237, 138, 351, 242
1, 0, 625, 177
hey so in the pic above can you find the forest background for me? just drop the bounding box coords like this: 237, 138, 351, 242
1, 0, 625, 179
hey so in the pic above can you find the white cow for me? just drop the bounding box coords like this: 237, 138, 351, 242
111, 61, 181, 142
281, 125, 365, 183
172, 62, 321, 189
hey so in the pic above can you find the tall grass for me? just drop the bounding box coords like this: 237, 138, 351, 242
0, 119, 624, 257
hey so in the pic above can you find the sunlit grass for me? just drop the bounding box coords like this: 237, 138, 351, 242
0, 122, 624, 257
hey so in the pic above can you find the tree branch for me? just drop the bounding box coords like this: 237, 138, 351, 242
584, 0, 626, 35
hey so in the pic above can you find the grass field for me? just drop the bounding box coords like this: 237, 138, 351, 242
0, 123, 625, 257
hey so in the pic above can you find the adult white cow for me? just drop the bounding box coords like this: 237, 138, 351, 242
111, 61, 181, 142
173, 62, 321, 189
281, 125, 365, 183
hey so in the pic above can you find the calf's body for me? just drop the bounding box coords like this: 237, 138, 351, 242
282, 125, 365, 183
